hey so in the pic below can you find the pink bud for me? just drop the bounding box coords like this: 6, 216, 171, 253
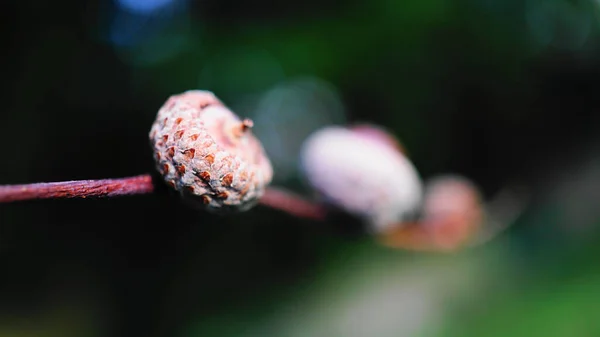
421, 175, 484, 249
149, 90, 273, 212
300, 125, 423, 232
378, 175, 484, 251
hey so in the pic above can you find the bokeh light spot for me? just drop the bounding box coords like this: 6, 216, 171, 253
526, 0, 593, 51
250, 77, 347, 183
107, 1, 193, 66
116, 0, 179, 15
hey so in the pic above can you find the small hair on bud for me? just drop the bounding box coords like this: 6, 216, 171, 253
242, 118, 254, 130
232, 118, 254, 138
149, 90, 273, 212
300, 125, 423, 233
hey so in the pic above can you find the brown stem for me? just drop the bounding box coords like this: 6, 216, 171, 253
0, 175, 327, 222
259, 187, 327, 221
0, 175, 155, 203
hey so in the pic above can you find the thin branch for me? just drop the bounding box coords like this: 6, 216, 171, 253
0, 175, 327, 221
259, 187, 327, 221
0, 175, 155, 203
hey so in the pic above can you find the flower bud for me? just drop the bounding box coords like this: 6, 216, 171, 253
378, 174, 484, 251
421, 175, 483, 249
300, 125, 423, 232
149, 90, 273, 212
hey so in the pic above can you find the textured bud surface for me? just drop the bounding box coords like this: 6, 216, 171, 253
300, 126, 423, 232
149, 90, 273, 212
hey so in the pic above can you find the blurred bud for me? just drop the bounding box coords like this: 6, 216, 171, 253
300, 125, 423, 233
421, 175, 484, 249
379, 175, 484, 251
149, 90, 273, 212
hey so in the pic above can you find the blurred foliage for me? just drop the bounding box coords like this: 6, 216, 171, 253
2, 0, 600, 336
